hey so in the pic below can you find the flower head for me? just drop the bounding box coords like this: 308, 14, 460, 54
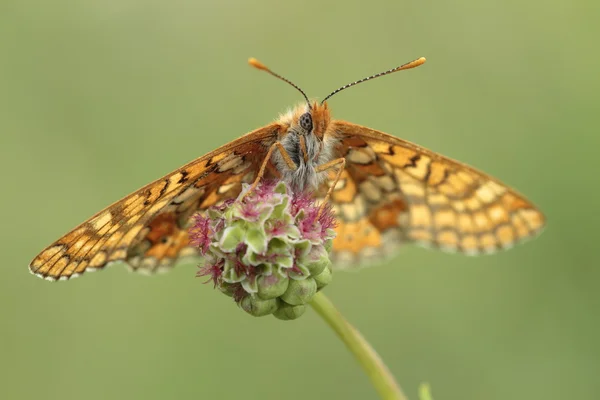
189, 180, 335, 320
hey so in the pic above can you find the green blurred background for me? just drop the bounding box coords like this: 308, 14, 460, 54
1, 1, 596, 399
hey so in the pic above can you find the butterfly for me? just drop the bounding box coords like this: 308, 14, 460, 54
29, 57, 545, 281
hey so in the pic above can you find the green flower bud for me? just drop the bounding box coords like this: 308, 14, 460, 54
313, 262, 333, 290
304, 245, 329, 276
257, 272, 289, 300
240, 295, 278, 317
191, 180, 337, 320
218, 282, 235, 297
324, 238, 333, 253
219, 224, 246, 252
273, 301, 306, 320
281, 277, 317, 305
245, 226, 268, 254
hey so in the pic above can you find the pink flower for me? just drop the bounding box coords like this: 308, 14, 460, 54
196, 259, 224, 287
291, 191, 337, 242
189, 214, 212, 255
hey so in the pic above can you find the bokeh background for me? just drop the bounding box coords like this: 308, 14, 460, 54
1, 1, 596, 399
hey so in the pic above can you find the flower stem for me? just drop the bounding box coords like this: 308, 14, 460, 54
310, 292, 408, 400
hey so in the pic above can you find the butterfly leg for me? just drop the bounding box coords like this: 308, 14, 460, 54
241, 142, 297, 201
315, 157, 346, 218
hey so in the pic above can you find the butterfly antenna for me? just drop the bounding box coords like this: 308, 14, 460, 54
321, 57, 426, 104
248, 58, 311, 108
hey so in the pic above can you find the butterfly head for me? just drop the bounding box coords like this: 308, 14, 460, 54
290, 101, 331, 140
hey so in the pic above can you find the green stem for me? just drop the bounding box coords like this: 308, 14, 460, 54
310, 292, 408, 400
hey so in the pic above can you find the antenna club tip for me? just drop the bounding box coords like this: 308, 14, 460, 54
248, 57, 268, 71
418, 57, 426, 64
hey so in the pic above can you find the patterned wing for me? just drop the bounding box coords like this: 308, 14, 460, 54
29, 124, 282, 281
327, 120, 545, 267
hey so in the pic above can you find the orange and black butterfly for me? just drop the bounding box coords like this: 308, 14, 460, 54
29, 57, 545, 281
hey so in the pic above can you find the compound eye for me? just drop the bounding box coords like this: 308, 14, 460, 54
299, 112, 313, 132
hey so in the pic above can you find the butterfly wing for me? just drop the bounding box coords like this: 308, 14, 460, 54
29, 124, 282, 280
327, 120, 545, 267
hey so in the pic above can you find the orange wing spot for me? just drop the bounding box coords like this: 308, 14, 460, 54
460, 235, 479, 253
368, 198, 407, 231
446, 173, 469, 193
519, 209, 545, 232
75, 238, 99, 259
410, 204, 432, 228
473, 211, 490, 231
147, 199, 171, 217
209, 152, 227, 165
480, 234, 498, 251
98, 222, 122, 247
475, 185, 497, 204
104, 231, 125, 248
146, 213, 177, 242
434, 209, 457, 229
367, 140, 392, 155
342, 136, 368, 148
331, 171, 356, 203
120, 224, 145, 247
333, 219, 382, 254
124, 194, 142, 208
96, 220, 115, 236
457, 171, 476, 185
487, 181, 507, 196
75, 260, 89, 274
167, 172, 185, 187
122, 197, 146, 218
406, 155, 431, 180
427, 162, 448, 186
458, 213, 476, 234
428, 193, 449, 207
70, 237, 89, 252
88, 251, 107, 268
91, 211, 112, 231
144, 180, 168, 204
496, 225, 515, 247
62, 260, 80, 277
108, 248, 128, 261
511, 214, 531, 238
437, 182, 461, 197
437, 230, 459, 249
502, 193, 531, 210
200, 189, 221, 208
400, 182, 425, 198
350, 161, 388, 182
379, 145, 416, 168
47, 256, 70, 278
465, 196, 482, 211
451, 200, 467, 212
145, 230, 189, 259
33, 244, 65, 268
185, 159, 210, 180
488, 204, 509, 224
